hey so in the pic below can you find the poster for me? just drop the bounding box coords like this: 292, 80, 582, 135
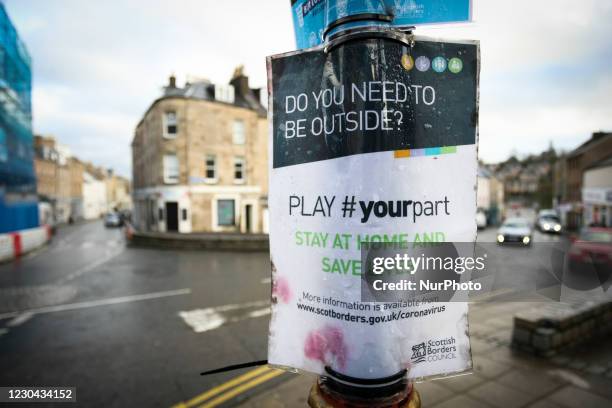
291, 0, 472, 49
267, 36, 479, 380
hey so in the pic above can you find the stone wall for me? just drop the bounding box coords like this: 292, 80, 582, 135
512, 299, 612, 357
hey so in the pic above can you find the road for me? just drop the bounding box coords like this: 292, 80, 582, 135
476, 226, 607, 302
0, 221, 605, 407
0, 220, 277, 407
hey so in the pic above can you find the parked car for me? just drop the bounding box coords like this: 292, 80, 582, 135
568, 227, 612, 274
497, 218, 532, 246
536, 213, 562, 234
104, 212, 123, 228
476, 209, 487, 229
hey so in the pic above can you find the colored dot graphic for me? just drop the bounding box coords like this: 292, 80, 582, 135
432, 57, 447, 73
448, 57, 463, 73
415, 56, 430, 72
401, 54, 414, 71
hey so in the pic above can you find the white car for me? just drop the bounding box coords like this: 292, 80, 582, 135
476, 209, 487, 229
536, 214, 562, 233
104, 212, 123, 228
497, 218, 533, 246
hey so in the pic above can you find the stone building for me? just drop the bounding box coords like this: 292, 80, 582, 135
34, 152, 56, 199
33, 135, 84, 223
104, 169, 131, 212
68, 158, 84, 219
131, 69, 268, 233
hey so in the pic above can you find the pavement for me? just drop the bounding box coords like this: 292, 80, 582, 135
233, 300, 612, 408
128, 229, 269, 251
0, 221, 610, 407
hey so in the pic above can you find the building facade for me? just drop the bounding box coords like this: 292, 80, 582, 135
104, 170, 131, 212
555, 132, 612, 229
69, 157, 84, 220
565, 132, 612, 203
0, 4, 38, 232
33, 135, 84, 223
477, 166, 505, 225
132, 70, 268, 234
582, 157, 612, 228
82, 171, 107, 220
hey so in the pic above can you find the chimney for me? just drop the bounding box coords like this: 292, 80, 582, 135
168, 74, 177, 88
230, 65, 249, 99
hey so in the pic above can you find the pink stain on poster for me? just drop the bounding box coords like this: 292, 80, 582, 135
272, 276, 292, 303
304, 325, 347, 369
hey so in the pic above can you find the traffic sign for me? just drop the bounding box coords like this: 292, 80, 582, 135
291, 0, 472, 49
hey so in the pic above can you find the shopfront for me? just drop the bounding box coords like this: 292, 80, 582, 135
582, 160, 612, 227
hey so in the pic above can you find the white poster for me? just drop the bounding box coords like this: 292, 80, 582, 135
267, 36, 479, 380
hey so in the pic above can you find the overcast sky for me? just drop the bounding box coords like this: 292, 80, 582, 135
5, 0, 612, 177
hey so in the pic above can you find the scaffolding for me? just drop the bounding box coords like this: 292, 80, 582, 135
0, 3, 37, 232
0, 4, 31, 112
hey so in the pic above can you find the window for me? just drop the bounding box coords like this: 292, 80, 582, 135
234, 157, 245, 182
215, 84, 235, 104
0, 127, 7, 162
163, 111, 178, 138
163, 154, 179, 184
217, 199, 235, 226
205, 155, 216, 180
182, 208, 188, 221
17, 142, 26, 158
232, 120, 245, 145
158, 207, 164, 221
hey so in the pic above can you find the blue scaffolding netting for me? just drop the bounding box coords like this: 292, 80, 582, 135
0, 3, 38, 233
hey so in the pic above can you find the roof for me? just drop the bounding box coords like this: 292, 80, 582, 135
161, 78, 265, 116
584, 155, 612, 171
134, 77, 266, 133
568, 132, 612, 158
477, 166, 492, 178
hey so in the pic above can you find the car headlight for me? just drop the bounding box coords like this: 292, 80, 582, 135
553, 224, 561, 232
523, 236, 530, 244
497, 234, 504, 243
543, 223, 550, 230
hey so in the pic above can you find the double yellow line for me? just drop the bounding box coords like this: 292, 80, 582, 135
172, 366, 284, 408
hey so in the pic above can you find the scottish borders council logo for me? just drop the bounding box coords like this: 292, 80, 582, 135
411, 342, 427, 363
411, 337, 458, 364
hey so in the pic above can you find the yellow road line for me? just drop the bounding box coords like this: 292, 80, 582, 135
173, 365, 272, 408
198, 369, 284, 408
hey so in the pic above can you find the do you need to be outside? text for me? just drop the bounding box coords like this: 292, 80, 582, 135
283, 81, 437, 139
